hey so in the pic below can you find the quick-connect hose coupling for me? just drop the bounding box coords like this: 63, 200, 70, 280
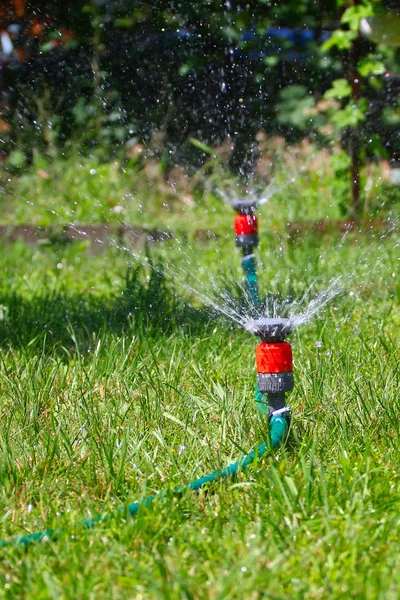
256, 342, 294, 392
249, 318, 294, 414
234, 213, 259, 249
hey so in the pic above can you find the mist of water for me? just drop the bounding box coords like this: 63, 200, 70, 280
216, 178, 284, 211
35, 186, 397, 341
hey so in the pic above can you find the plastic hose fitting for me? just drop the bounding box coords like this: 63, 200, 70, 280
255, 341, 294, 412
234, 213, 259, 248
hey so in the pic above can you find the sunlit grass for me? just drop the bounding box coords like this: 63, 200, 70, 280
0, 226, 398, 598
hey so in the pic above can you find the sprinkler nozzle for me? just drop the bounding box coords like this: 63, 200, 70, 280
231, 199, 259, 214
248, 318, 292, 342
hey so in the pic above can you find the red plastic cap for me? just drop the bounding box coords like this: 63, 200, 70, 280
256, 342, 293, 374
234, 213, 258, 235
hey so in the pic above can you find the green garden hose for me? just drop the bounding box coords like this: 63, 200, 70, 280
242, 254, 260, 306
0, 414, 288, 548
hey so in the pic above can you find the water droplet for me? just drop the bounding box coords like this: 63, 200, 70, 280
178, 445, 186, 456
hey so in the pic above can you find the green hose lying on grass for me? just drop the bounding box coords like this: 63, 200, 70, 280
0, 414, 288, 548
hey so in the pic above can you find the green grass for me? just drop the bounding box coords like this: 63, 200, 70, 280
1, 148, 398, 231
0, 222, 398, 598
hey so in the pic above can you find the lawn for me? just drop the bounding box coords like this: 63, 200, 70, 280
0, 161, 399, 598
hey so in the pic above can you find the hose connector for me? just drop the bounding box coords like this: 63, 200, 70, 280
234, 213, 259, 249
256, 341, 294, 410
250, 318, 294, 414
232, 199, 259, 250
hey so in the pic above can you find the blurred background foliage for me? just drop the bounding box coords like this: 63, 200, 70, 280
0, 0, 399, 218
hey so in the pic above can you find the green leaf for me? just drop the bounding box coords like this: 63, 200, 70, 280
321, 29, 357, 52
324, 79, 352, 100
189, 138, 214, 155
366, 134, 388, 157
114, 17, 134, 28
279, 85, 308, 101
369, 76, 383, 90
40, 41, 57, 53
263, 55, 278, 67
383, 106, 400, 126
276, 85, 315, 129
341, 4, 374, 31
7, 150, 26, 169
331, 104, 366, 128
358, 58, 385, 77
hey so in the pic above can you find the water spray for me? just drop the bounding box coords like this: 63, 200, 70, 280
232, 199, 260, 306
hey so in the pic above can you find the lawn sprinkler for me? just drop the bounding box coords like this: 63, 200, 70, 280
248, 318, 294, 417
1, 204, 294, 550
232, 199, 260, 306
